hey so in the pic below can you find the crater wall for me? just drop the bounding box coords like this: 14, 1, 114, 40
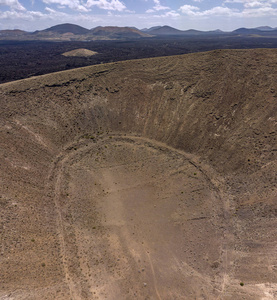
1, 49, 277, 299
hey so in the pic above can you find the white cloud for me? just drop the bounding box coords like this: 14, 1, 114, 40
179, 2, 277, 18
223, 0, 277, 17
179, 4, 240, 17
154, 10, 180, 18
0, 1, 129, 29
86, 0, 127, 11
164, 10, 180, 17
179, 5, 237, 17
42, 0, 89, 12
146, 0, 169, 13
224, 0, 272, 7
242, 5, 277, 16
45, 6, 57, 13
179, 4, 199, 15
153, 0, 169, 10
0, 4, 72, 24
0, 0, 25, 11
0, 9, 45, 20
0, 6, 77, 25
244, 1, 266, 8
200, 6, 237, 16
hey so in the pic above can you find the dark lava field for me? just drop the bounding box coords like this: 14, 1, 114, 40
2, 35, 277, 83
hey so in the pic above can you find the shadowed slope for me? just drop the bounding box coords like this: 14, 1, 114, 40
0, 49, 277, 299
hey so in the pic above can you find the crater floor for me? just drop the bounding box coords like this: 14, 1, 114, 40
49, 134, 228, 299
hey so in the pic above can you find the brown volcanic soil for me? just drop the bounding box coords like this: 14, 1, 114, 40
62, 49, 98, 57
0, 49, 277, 299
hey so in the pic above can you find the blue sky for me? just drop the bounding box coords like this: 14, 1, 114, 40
0, 0, 277, 31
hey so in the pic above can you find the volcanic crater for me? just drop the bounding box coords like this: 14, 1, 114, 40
1, 49, 277, 299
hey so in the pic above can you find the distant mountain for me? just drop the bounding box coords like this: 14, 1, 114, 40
233, 27, 264, 35
255, 26, 275, 31
90, 26, 151, 39
141, 26, 162, 32
0, 24, 151, 41
147, 25, 184, 35
41, 23, 90, 35
212, 29, 224, 33
232, 27, 277, 36
145, 25, 226, 36
0, 29, 28, 36
183, 29, 207, 36
2, 23, 277, 41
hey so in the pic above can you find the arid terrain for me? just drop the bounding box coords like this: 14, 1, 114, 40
1, 49, 277, 299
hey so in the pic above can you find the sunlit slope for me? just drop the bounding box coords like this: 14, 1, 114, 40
0, 49, 277, 299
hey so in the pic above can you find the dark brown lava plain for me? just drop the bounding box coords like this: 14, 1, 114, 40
0, 49, 277, 299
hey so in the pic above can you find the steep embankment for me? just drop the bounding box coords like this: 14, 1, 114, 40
0, 49, 277, 299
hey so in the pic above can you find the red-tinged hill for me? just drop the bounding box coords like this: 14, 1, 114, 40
90, 26, 152, 39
